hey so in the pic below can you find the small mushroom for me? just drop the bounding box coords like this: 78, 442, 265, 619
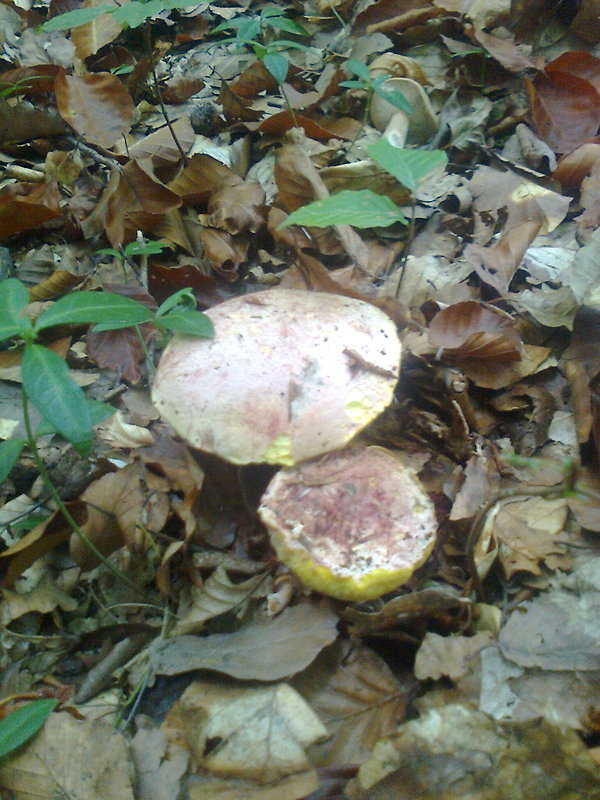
151, 289, 401, 466
370, 77, 438, 147
258, 446, 437, 601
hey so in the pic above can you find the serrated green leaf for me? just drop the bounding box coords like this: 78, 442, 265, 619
0, 699, 58, 759
263, 52, 288, 84
35, 399, 115, 437
278, 190, 408, 229
41, 5, 114, 30
0, 439, 26, 485
373, 83, 413, 115
34, 291, 154, 333
345, 59, 370, 81
22, 345, 92, 457
154, 310, 215, 337
368, 139, 448, 192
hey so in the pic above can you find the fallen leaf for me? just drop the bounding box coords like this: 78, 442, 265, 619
164, 679, 327, 783
150, 603, 339, 680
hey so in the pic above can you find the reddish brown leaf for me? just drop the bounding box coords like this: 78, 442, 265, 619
55, 71, 135, 148
218, 80, 262, 122
528, 53, 600, 154
0, 98, 66, 144
71, 0, 124, 60
168, 154, 241, 207
160, 77, 205, 104
258, 111, 344, 140
0, 65, 62, 96
104, 159, 182, 246
231, 60, 278, 99
0, 180, 61, 240
148, 264, 223, 307
199, 227, 249, 280
553, 139, 600, 190
429, 301, 522, 362
208, 182, 266, 235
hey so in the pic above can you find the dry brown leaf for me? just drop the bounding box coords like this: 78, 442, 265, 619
414, 631, 495, 681
126, 116, 195, 166
55, 72, 135, 148
429, 301, 521, 362
0, 98, 67, 144
293, 642, 412, 767
208, 181, 266, 235
1, 571, 77, 626
164, 679, 327, 783
0, 712, 135, 800
131, 722, 189, 800
71, 0, 125, 60
199, 226, 249, 279
187, 772, 318, 800
168, 153, 242, 206
150, 603, 339, 681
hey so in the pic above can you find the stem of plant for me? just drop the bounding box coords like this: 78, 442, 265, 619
279, 81, 299, 128
144, 23, 187, 164
134, 324, 156, 376
394, 198, 416, 299
21, 387, 144, 595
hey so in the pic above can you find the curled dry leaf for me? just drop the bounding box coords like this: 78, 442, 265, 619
429, 301, 522, 362
208, 181, 266, 235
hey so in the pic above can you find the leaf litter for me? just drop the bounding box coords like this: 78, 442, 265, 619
0, 1, 600, 798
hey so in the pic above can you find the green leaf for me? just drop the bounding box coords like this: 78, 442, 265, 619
339, 80, 366, 89
123, 239, 172, 257
0, 699, 58, 759
0, 278, 31, 343
278, 190, 408, 229
34, 291, 154, 333
41, 5, 114, 30
22, 345, 92, 457
212, 16, 261, 42
112, 0, 165, 28
368, 139, 448, 192
263, 52, 288, 84
345, 59, 370, 81
35, 399, 116, 437
155, 288, 197, 318
0, 439, 26, 485
373, 82, 413, 115
154, 310, 215, 337
264, 15, 309, 37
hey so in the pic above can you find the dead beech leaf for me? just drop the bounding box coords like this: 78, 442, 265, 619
0, 65, 61, 96
486, 495, 570, 578
1, 572, 77, 626
87, 323, 154, 384
199, 226, 249, 280
164, 680, 327, 783
126, 116, 195, 166
0, 180, 62, 241
150, 603, 339, 681
104, 159, 182, 247
131, 722, 189, 800
174, 565, 270, 635
553, 139, 600, 190
55, 71, 135, 148
168, 153, 242, 206
0, 712, 135, 800
293, 642, 411, 767
0, 98, 67, 144
429, 301, 521, 362
528, 52, 600, 154
231, 59, 278, 98
414, 631, 495, 681
28, 269, 84, 300
71, 0, 125, 60
208, 181, 266, 234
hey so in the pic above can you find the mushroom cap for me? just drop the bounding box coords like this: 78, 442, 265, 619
370, 77, 437, 146
259, 446, 437, 601
151, 289, 401, 466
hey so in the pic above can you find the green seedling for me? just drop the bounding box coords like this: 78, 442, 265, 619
278, 137, 447, 230
0, 278, 213, 589
0, 699, 58, 760
212, 7, 309, 120
340, 59, 413, 121
41, 0, 203, 32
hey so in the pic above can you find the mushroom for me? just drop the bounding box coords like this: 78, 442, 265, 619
151, 289, 401, 466
258, 446, 437, 601
370, 77, 438, 147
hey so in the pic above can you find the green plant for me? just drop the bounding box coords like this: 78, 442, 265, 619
0, 278, 213, 588
0, 699, 57, 759
212, 7, 309, 85
340, 59, 413, 133
41, 0, 199, 32
278, 138, 447, 230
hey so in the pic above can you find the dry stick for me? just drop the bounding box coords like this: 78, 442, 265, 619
145, 23, 188, 164
21, 388, 144, 596
465, 461, 580, 601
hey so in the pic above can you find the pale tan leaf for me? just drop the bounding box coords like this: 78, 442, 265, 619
164, 680, 327, 783
0, 712, 135, 800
